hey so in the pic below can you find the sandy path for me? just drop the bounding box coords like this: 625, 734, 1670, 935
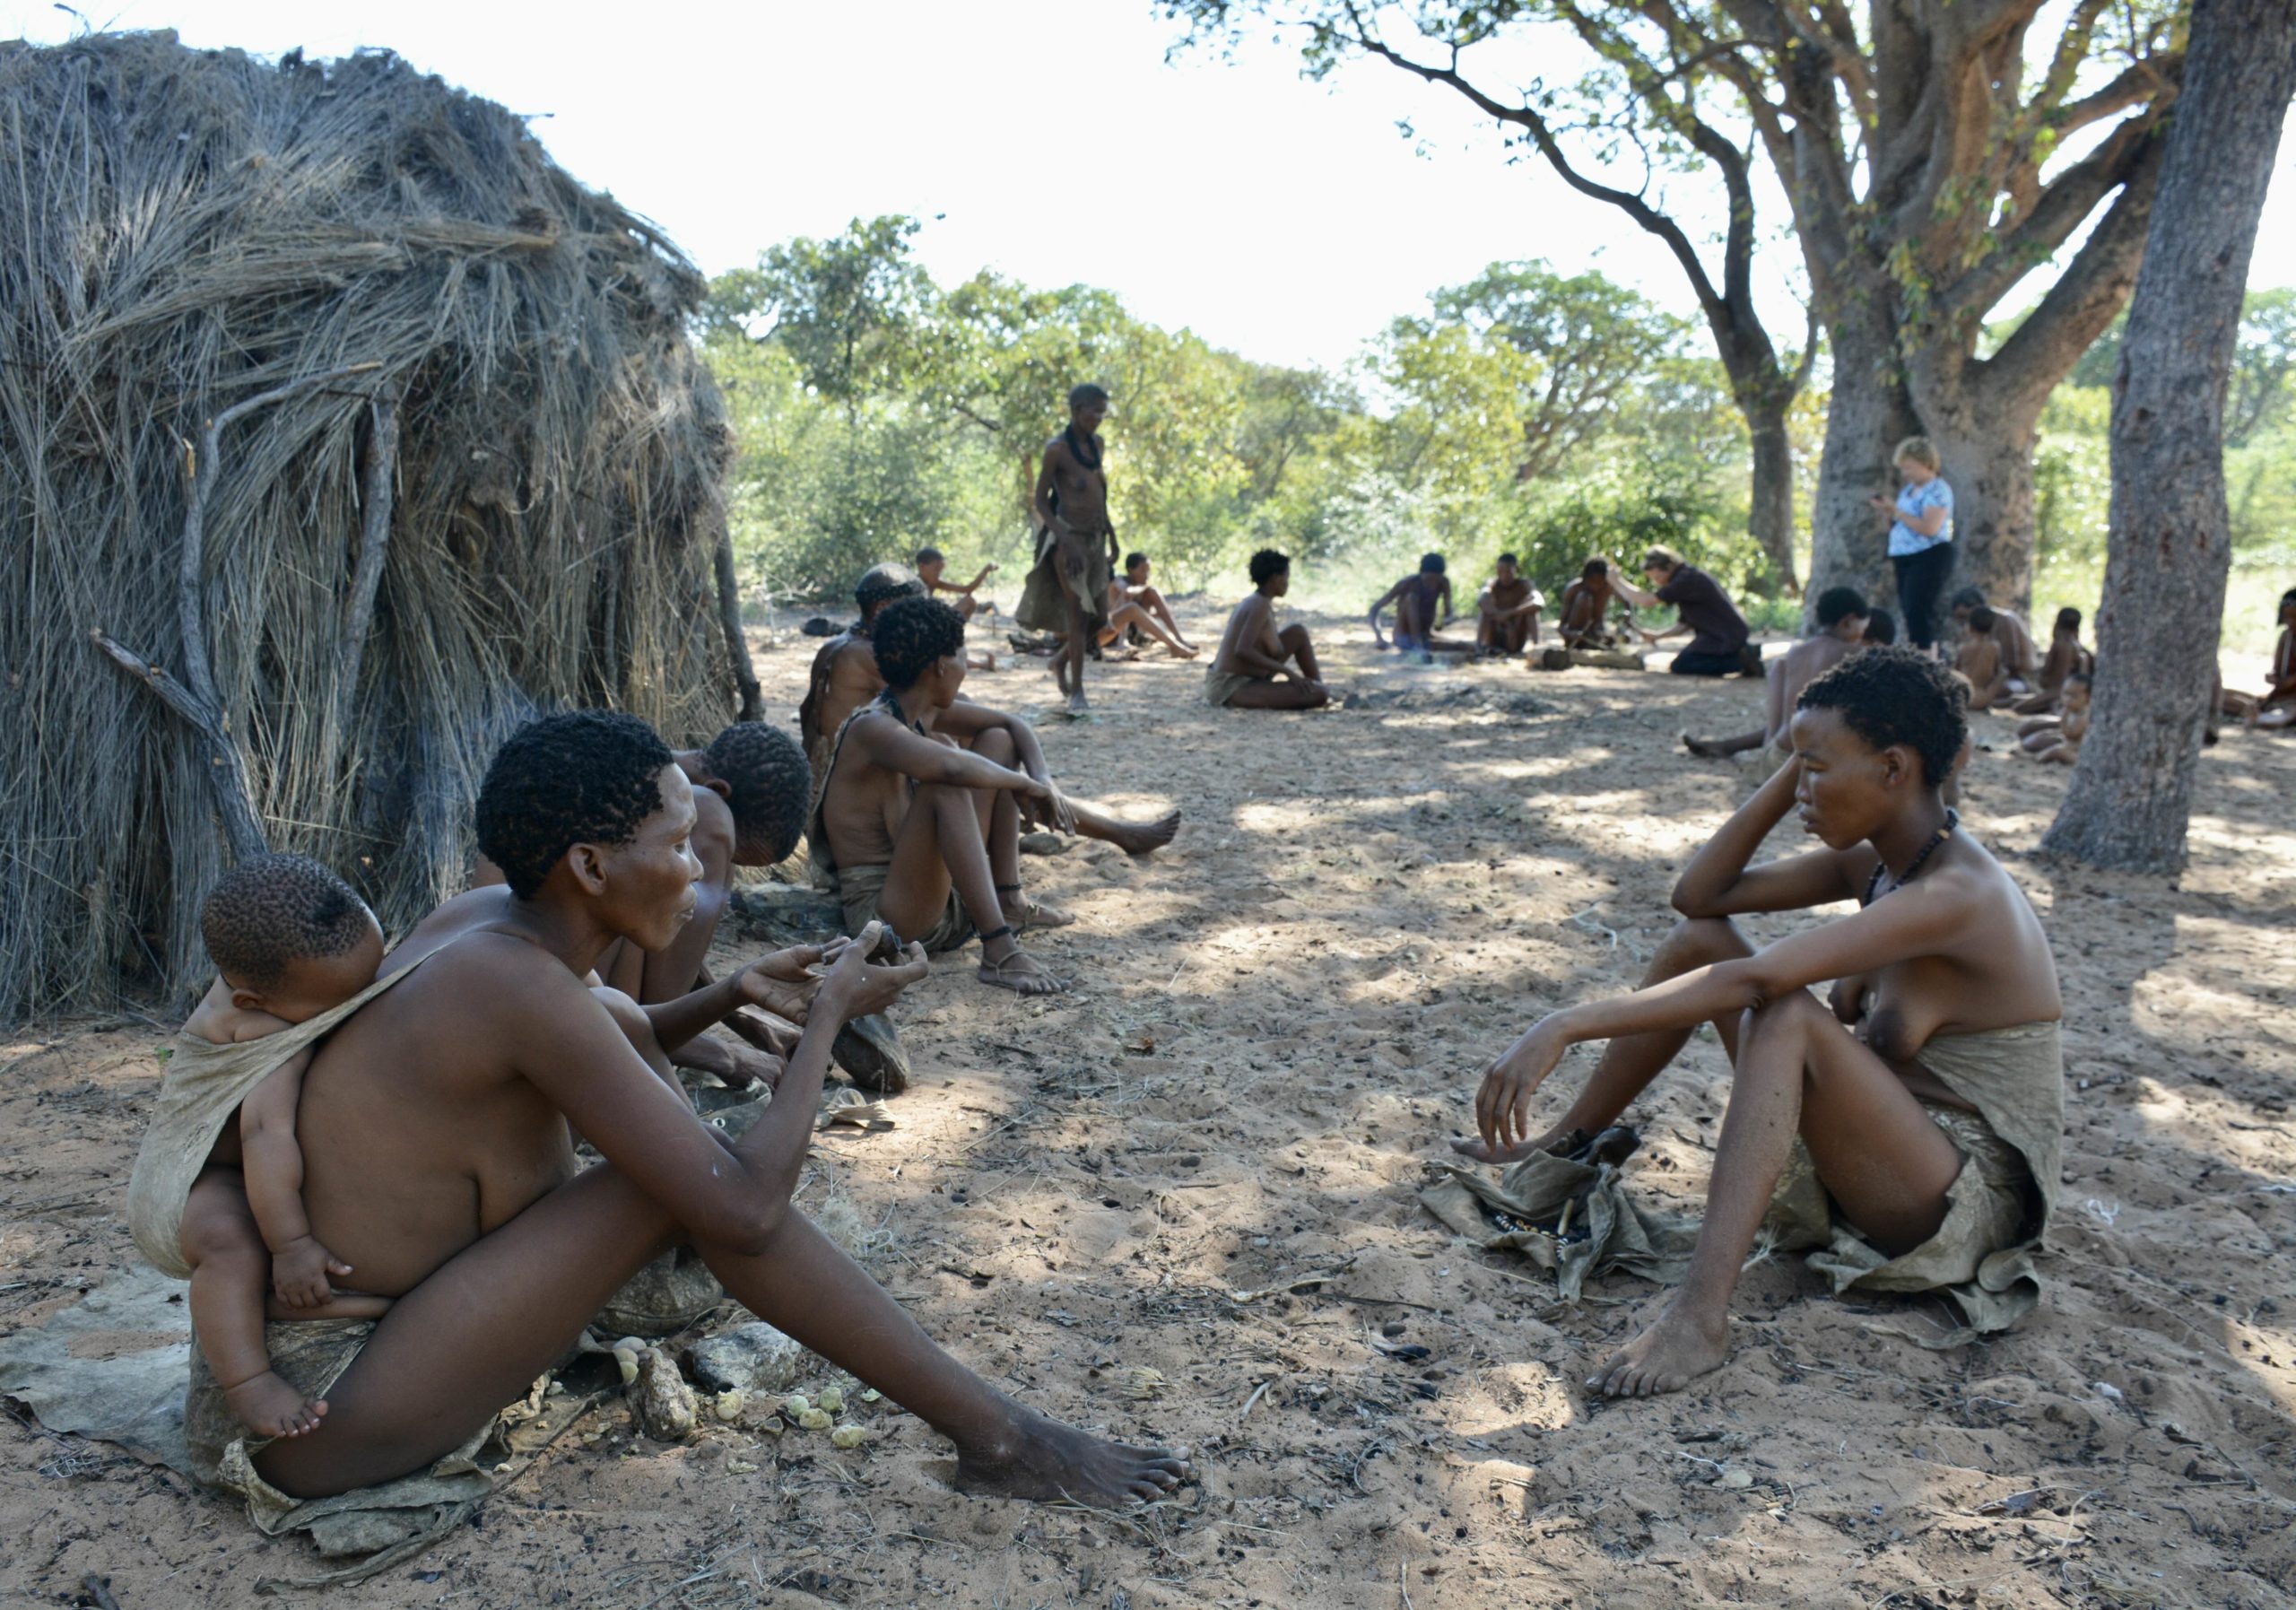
4, 604, 2292, 1609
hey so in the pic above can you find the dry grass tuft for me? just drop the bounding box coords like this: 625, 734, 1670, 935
0, 31, 742, 1017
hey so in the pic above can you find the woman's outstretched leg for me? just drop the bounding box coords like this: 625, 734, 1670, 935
255, 1161, 1185, 1504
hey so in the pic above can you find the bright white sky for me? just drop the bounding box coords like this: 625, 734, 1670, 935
12, 0, 2293, 371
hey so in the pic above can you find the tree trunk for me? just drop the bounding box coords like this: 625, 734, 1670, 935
712, 528, 763, 724
1744, 400, 1798, 595
1805, 302, 1918, 616
2041, 0, 2296, 873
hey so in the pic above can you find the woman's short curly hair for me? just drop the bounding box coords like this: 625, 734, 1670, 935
1797, 646, 1968, 788
477, 712, 674, 898
871, 596, 966, 690
704, 721, 813, 865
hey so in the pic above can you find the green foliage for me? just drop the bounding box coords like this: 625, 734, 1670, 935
702, 217, 1779, 608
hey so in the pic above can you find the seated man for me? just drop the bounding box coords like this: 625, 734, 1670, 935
2010, 608, 2092, 715
167, 710, 1184, 1509
1684, 587, 1869, 762
1949, 587, 2039, 701
1611, 545, 1758, 676
1369, 553, 1463, 662
1457, 648, 2062, 1397
800, 564, 926, 775
584, 722, 818, 1084
918, 547, 1000, 671
1556, 559, 1629, 649
1099, 552, 1197, 658
916, 547, 996, 622
2018, 672, 2091, 763
1475, 553, 1544, 656
2222, 587, 2296, 730
1955, 605, 2036, 711
806, 565, 1179, 857
816, 596, 1073, 995
1206, 549, 1332, 710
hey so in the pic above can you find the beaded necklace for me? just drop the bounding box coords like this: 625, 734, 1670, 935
1863, 808, 1959, 906
1064, 422, 1103, 472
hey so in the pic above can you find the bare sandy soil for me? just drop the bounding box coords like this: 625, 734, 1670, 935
4, 602, 2293, 1610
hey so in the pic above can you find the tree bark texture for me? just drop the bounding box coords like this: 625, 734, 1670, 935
2040, 0, 2296, 873
713, 527, 763, 724
1805, 300, 1920, 613
1744, 404, 1797, 594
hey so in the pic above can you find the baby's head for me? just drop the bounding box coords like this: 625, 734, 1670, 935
200, 854, 383, 1024
2064, 672, 2092, 712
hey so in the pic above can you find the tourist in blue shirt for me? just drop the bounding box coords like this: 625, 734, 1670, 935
1868, 437, 1954, 649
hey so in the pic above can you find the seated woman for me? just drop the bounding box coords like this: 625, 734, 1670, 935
194, 711, 1184, 1506
1457, 649, 2063, 1397
1098, 552, 1197, 658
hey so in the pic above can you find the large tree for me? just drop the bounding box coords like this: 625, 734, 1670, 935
1170, 0, 1816, 591
2039, 0, 2296, 873
1170, 0, 2182, 611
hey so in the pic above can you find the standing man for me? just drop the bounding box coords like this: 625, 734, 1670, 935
1611, 545, 1759, 677
1020, 384, 1120, 718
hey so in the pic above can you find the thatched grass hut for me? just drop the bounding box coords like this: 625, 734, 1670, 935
0, 31, 753, 1019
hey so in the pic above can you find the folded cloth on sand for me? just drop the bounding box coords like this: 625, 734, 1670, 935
836, 859, 974, 954
1421, 1148, 1696, 1301
186, 1318, 491, 1553
1425, 1023, 2062, 1343
1016, 521, 1112, 636
1766, 1023, 2062, 1342
126, 957, 435, 1280
1204, 666, 1265, 708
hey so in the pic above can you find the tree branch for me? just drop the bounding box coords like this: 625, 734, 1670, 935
178, 362, 382, 710
713, 528, 764, 724
335, 394, 398, 739
1940, 108, 2165, 325
1983, 126, 2167, 411
91, 630, 269, 863
1342, 28, 1727, 316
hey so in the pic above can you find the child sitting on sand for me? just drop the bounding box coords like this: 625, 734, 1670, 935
2019, 673, 2092, 763
173, 855, 384, 1436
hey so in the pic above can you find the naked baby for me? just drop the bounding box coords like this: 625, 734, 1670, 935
166, 855, 387, 1436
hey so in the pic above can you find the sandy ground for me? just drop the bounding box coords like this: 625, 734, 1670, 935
4, 601, 2294, 1610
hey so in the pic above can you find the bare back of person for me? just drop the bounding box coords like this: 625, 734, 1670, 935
1764, 634, 1855, 746
253, 726, 1184, 1508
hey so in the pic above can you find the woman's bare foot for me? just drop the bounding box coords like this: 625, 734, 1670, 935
1064, 690, 1091, 719
953, 1405, 1189, 1506
1587, 1301, 1731, 1398
223, 1371, 328, 1437
1099, 810, 1182, 857
978, 939, 1070, 996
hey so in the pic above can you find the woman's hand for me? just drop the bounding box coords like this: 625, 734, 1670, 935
1867, 493, 1892, 512
734, 942, 839, 1023
1474, 1020, 1570, 1153
813, 923, 929, 1025
1028, 780, 1078, 836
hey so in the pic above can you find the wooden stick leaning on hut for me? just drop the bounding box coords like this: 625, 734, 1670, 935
94, 361, 383, 864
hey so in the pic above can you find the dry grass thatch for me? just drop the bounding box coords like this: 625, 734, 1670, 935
0, 30, 748, 1019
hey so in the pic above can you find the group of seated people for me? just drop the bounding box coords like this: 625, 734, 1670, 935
161, 539, 2296, 1536
1367, 546, 1761, 677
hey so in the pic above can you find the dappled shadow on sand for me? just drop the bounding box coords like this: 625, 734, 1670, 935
3, 606, 2292, 1607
